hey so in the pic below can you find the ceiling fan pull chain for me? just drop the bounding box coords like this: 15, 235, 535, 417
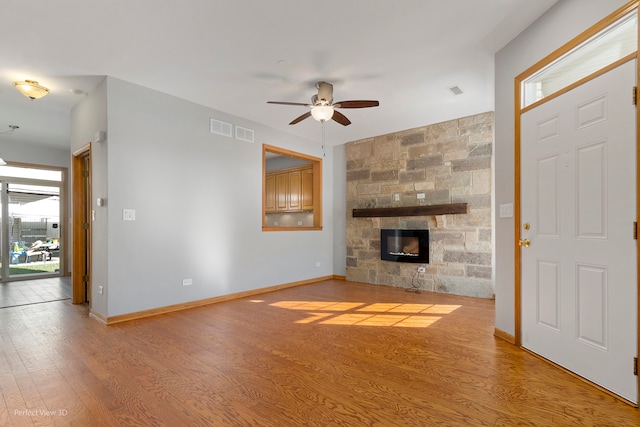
322, 122, 326, 157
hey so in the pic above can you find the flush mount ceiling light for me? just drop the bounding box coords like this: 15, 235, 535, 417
13, 80, 50, 99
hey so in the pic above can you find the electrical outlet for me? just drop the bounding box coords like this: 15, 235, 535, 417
417, 267, 426, 273
98, 286, 103, 294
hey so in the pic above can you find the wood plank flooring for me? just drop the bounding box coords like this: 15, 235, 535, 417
1, 279, 638, 426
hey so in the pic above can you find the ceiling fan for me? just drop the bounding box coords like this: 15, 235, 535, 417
267, 81, 379, 126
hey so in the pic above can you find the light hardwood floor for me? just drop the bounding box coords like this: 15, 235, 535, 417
1, 279, 638, 426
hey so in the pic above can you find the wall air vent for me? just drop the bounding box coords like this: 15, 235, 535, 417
235, 126, 255, 143
447, 85, 463, 95
210, 118, 233, 137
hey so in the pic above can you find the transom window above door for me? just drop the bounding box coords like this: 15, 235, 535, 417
521, 10, 637, 109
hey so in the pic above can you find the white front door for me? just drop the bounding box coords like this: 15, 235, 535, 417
520, 59, 638, 403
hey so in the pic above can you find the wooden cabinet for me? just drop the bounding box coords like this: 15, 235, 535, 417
275, 172, 289, 211
287, 169, 302, 210
301, 167, 313, 210
266, 165, 313, 212
265, 174, 276, 212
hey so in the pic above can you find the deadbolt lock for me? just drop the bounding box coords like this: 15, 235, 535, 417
523, 222, 530, 230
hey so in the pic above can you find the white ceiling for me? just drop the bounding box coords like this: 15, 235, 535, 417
0, 0, 559, 150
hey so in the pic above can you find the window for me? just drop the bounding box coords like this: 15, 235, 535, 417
521, 10, 637, 108
263, 144, 322, 231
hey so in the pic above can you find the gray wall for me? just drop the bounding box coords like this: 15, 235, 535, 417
494, 0, 628, 335
72, 77, 335, 318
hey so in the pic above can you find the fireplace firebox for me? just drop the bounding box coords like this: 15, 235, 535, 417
380, 229, 430, 263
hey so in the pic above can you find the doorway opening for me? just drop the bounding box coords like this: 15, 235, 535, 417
0, 164, 67, 280
0, 162, 69, 308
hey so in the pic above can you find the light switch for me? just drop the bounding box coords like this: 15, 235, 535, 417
499, 203, 513, 218
122, 209, 136, 221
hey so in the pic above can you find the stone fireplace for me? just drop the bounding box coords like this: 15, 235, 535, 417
345, 112, 493, 298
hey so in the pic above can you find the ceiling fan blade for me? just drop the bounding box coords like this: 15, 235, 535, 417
289, 111, 312, 125
333, 100, 379, 109
267, 101, 311, 107
332, 110, 351, 126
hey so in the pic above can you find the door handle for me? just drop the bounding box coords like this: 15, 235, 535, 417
518, 239, 531, 247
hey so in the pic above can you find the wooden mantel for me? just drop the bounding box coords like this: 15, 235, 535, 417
352, 203, 468, 218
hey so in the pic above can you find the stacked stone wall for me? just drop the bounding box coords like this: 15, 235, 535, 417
345, 112, 494, 298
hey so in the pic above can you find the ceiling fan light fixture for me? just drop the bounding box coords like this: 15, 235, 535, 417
268, 81, 378, 126
13, 80, 50, 99
311, 105, 334, 122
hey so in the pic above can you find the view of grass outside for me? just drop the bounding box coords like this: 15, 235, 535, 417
1, 262, 60, 275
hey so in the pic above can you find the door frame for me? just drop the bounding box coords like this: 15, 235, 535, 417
513, 1, 640, 402
72, 143, 91, 304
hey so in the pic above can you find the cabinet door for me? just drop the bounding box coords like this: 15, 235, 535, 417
275, 173, 289, 211
301, 167, 313, 210
265, 174, 276, 212
288, 170, 302, 210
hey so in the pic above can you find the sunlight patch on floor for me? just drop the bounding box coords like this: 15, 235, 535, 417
271, 301, 366, 310
269, 301, 461, 328
357, 303, 404, 312
387, 304, 434, 313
